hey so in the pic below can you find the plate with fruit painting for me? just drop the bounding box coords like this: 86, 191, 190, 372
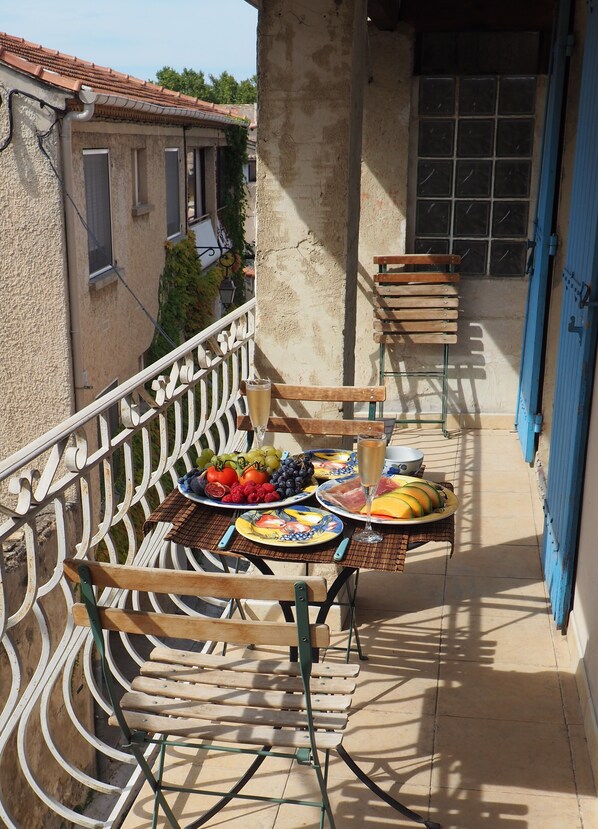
235, 506, 343, 548
315, 474, 458, 525
303, 449, 357, 480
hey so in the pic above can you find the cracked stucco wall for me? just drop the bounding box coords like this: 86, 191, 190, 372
254, 0, 367, 429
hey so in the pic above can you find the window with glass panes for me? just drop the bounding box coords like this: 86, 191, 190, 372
187, 148, 207, 221
414, 75, 536, 276
83, 149, 113, 277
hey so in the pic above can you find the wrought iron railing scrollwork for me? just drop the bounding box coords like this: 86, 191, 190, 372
0, 300, 256, 829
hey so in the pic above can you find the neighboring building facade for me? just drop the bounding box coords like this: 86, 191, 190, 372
0, 32, 245, 460
248, 0, 598, 785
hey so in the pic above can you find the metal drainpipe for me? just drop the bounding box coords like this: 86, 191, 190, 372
60, 88, 96, 412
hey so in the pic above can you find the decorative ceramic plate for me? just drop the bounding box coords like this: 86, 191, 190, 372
235, 506, 343, 548
178, 479, 317, 511
303, 449, 356, 480
315, 475, 459, 526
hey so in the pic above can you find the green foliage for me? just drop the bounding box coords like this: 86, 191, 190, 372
155, 67, 257, 104
149, 231, 221, 362
219, 125, 249, 305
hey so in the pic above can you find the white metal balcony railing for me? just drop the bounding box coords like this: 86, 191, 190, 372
0, 301, 256, 829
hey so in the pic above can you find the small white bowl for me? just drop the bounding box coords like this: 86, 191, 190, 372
384, 446, 424, 476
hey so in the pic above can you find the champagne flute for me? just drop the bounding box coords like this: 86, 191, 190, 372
246, 378, 271, 449
353, 433, 386, 543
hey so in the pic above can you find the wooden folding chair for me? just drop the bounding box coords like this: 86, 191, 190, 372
237, 382, 388, 662
373, 254, 461, 438
64, 559, 358, 829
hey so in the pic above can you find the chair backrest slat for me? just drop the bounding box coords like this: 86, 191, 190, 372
71, 604, 330, 648
236, 415, 385, 436
64, 559, 327, 602
374, 253, 460, 266
240, 382, 385, 404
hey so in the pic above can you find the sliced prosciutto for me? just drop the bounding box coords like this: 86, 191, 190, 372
324, 475, 401, 513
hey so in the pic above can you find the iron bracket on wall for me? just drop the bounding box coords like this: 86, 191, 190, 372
548, 234, 559, 256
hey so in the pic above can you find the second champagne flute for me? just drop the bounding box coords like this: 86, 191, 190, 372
353, 433, 386, 543
246, 378, 271, 449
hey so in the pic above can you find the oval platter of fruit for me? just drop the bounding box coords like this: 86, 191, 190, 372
178, 447, 318, 510
316, 474, 459, 525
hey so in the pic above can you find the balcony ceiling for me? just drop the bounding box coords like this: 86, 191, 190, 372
243, 1, 553, 32
370, 0, 553, 31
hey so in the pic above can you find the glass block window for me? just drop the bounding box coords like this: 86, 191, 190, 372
414, 75, 536, 276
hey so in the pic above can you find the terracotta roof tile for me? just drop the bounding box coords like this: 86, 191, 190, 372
0, 32, 239, 122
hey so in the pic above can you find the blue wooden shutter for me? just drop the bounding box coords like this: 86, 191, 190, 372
515, 0, 572, 462
542, 3, 598, 627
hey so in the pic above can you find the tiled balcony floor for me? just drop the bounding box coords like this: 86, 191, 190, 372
121, 429, 598, 829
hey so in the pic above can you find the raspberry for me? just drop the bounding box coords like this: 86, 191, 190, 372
264, 493, 277, 502
247, 493, 260, 503
221, 495, 232, 503
230, 493, 244, 504
262, 483, 275, 493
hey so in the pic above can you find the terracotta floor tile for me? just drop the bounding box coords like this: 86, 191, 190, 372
122, 751, 288, 828
355, 571, 446, 614
447, 543, 541, 579
403, 541, 450, 575
432, 715, 577, 796
328, 708, 436, 789
455, 514, 539, 547
444, 575, 548, 617
428, 787, 589, 829
276, 770, 433, 828
438, 660, 565, 723
440, 609, 556, 666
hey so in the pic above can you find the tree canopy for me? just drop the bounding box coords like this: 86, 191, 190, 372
154, 67, 256, 104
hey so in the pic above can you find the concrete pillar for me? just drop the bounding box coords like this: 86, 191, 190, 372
254, 0, 367, 394
356, 24, 413, 386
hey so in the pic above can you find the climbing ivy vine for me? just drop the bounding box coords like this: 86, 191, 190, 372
148, 231, 221, 362
219, 124, 249, 306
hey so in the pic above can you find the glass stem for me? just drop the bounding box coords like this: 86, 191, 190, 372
363, 485, 374, 532
254, 426, 266, 449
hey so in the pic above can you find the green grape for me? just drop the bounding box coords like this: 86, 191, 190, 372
265, 454, 280, 471
261, 444, 276, 455
196, 447, 215, 469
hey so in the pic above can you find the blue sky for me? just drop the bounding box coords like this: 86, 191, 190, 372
2, 0, 258, 82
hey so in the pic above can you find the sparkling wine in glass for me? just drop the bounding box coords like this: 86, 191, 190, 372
354, 433, 386, 543
246, 378, 271, 449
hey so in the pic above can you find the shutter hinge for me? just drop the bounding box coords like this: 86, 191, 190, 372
566, 33, 575, 56
533, 413, 543, 433
548, 234, 559, 256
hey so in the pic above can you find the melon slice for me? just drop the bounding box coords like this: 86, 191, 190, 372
363, 495, 414, 519
399, 485, 433, 514
406, 480, 443, 509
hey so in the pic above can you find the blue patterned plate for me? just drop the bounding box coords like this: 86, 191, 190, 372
235, 505, 343, 548
303, 449, 356, 480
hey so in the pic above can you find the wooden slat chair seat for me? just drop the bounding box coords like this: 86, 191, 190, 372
373, 254, 461, 437
236, 382, 387, 437
64, 559, 358, 829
